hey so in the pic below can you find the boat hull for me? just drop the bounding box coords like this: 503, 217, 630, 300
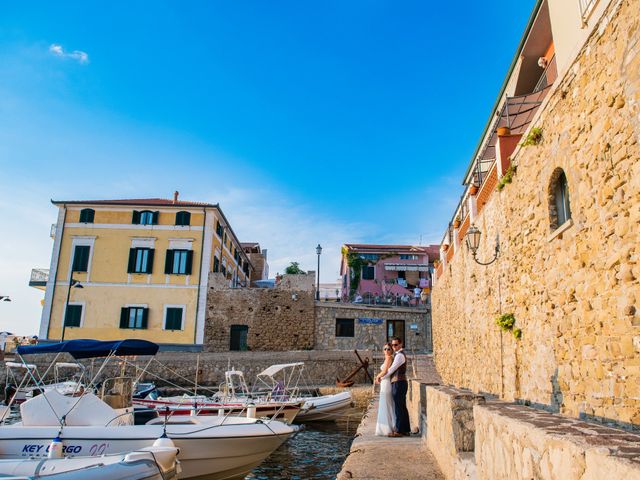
0, 420, 295, 480
134, 397, 302, 424
296, 391, 353, 422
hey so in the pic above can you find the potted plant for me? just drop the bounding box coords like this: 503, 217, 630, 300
469, 184, 479, 195
497, 126, 511, 136
453, 217, 461, 229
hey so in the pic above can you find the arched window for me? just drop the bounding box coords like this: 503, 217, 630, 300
549, 168, 571, 230
79, 208, 95, 223
175, 211, 191, 226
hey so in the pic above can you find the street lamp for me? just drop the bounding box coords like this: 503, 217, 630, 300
316, 244, 322, 301
0, 296, 10, 302
61, 279, 83, 341
466, 225, 500, 266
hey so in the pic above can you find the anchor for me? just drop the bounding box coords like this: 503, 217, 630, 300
336, 350, 374, 387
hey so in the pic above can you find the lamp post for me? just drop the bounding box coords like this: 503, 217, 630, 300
0, 296, 10, 302
465, 225, 500, 265
315, 244, 322, 301
61, 278, 83, 341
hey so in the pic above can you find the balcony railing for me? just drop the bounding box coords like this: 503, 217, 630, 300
29, 268, 49, 287
347, 292, 430, 310
579, 0, 599, 21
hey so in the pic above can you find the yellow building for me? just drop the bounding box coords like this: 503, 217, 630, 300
38, 194, 254, 346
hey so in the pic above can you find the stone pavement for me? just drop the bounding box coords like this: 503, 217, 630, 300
337, 398, 443, 480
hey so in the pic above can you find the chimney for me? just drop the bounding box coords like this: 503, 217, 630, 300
173, 191, 179, 204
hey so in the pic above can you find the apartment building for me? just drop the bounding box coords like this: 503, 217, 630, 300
36, 193, 253, 346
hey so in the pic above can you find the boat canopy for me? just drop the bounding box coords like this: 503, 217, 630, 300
257, 362, 304, 378
16, 339, 159, 359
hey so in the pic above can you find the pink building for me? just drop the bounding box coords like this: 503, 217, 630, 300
340, 244, 439, 307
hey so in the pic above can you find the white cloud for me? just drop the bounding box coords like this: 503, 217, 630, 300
49, 44, 89, 64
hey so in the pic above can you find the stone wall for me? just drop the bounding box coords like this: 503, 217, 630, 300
204, 272, 315, 351
432, 0, 640, 427
315, 303, 431, 352
3, 350, 375, 391
426, 386, 484, 480
474, 402, 640, 480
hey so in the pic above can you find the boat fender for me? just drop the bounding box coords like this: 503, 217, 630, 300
191, 401, 197, 417
152, 433, 176, 449
247, 403, 257, 419
217, 408, 225, 417
48, 436, 63, 459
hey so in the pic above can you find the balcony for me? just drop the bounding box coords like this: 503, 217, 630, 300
29, 268, 49, 290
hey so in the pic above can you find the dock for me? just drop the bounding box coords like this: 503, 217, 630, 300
337, 397, 443, 480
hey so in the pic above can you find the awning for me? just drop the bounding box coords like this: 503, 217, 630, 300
17, 339, 159, 359
257, 362, 304, 377
384, 264, 430, 272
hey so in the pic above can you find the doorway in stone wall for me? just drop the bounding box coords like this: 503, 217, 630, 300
387, 320, 405, 345
230, 325, 249, 351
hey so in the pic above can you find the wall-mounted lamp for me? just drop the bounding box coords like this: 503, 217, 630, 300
466, 225, 500, 266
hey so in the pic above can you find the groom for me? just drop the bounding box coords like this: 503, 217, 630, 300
387, 336, 410, 437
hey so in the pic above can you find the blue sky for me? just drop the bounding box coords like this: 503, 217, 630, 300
0, 1, 536, 334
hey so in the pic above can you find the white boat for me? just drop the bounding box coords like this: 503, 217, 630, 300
134, 369, 304, 424
254, 363, 354, 422
0, 339, 298, 480
0, 443, 179, 479
4, 362, 82, 405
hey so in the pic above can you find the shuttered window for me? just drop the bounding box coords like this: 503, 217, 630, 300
120, 307, 148, 329
175, 211, 191, 226
64, 304, 83, 327
132, 210, 159, 225
213, 256, 220, 273
336, 318, 355, 337
216, 221, 224, 237
164, 249, 193, 275
72, 245, 90, 272
127, 248, 154, 274
79, 209, 95, 223
165, 307, 184, 330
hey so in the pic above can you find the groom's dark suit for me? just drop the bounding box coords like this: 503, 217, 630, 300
390, 349, 410, 434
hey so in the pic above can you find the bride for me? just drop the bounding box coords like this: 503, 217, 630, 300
375, 342, 396, 436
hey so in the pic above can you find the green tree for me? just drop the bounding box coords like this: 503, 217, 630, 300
285, 262, 305, 274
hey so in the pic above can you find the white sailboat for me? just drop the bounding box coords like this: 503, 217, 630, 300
0, 339, 298, 480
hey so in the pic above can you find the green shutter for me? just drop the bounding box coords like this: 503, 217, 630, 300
141, 308, 149, 329
152, 211, 159, 225
120, 308, 129, 328
127, 248, 136, 273
185, 250, 193, 275
165, 250, 174, 274
146, 249, 155, 274
132, 210, 140, 224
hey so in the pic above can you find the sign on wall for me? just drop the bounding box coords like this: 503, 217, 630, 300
358, 317, 384, 325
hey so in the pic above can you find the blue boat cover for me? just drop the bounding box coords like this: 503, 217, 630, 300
16, 339, 159, 359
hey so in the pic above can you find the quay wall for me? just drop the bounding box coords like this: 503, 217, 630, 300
3, 350, 383, 390
431, 0, 640, 427
425, 385, 640, 480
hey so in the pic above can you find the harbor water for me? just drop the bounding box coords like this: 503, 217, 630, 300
246, 408, 363, 480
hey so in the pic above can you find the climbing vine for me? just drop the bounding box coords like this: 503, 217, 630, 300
496, 164, 517, 191
495, 312, 522, 340
346, 252, 368, 295
521, 127, 543, 147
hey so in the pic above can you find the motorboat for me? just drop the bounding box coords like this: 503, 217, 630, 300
254, 363, 354, 422
0, 339, 298, 480
3, 361, 82, 405
134, 369, 304, 424
0, 443, 179, 479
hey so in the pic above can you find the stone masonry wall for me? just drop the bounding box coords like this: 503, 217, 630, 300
432, 0, 640, 427
204, 272, 315, 351
315, 303, 430, 352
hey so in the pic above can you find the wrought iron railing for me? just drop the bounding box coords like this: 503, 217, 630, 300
579, 0, 598, 20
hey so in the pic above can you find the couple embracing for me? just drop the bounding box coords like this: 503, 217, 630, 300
374, 336, 411, 437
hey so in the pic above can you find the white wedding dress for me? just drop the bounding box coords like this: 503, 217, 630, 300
375, 363, 396, 436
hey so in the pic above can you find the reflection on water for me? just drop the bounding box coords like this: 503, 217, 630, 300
246, 409, 363, 480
